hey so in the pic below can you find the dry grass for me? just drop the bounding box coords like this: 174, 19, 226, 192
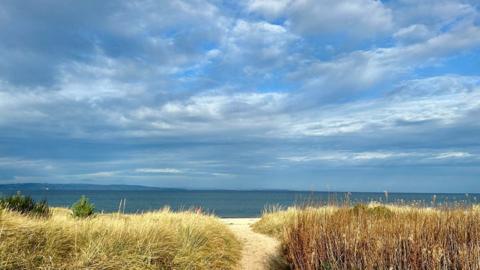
0, 207, 241, 269
253, 204, 480, 270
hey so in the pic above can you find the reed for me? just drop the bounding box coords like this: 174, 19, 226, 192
254, 204, 480, 270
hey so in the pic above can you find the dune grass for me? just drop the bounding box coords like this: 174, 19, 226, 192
0, 207, 241, 269
253, 203, 480, 270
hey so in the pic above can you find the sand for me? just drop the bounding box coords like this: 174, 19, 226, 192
223, 218, 280, 270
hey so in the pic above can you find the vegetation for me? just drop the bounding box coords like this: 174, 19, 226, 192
0, 191, 50, 217
253, 203, 480, 270
0, 207, 241, 269
71, 195, 95, 218
252, 206, 306, 238
351, 203, 393, 218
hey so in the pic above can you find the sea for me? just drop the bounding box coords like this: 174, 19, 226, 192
0, 189, 477, 217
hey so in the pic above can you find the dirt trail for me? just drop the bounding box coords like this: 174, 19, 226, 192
223, 218, 280, 270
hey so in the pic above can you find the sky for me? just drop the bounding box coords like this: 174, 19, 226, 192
0, 0, 479, 192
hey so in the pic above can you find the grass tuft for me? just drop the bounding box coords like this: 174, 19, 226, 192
0, 207, 241, 269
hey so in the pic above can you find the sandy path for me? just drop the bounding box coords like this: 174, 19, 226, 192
223, 218, 279, 270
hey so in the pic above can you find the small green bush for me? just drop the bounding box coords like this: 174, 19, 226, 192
352, 204, 393, 218
369, 205, 393, 218
321, 262, 333, 270
352, 203, 369, 215
0, 191, 50, 217
71, 195, 95, 218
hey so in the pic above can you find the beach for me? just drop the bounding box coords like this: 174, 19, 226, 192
223, 218, 280, 270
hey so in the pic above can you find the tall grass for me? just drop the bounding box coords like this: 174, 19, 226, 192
0, 207, 241, 269
254, 204, 480, 270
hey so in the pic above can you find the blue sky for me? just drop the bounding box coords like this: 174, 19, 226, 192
0, 0, 479, 192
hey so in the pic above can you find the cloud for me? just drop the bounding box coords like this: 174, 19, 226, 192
247, 0, 393, 39
284, 76, 480, 138
288, 0, 393, 37
246, 0, 291, 18
394, 24, 433, 44
391, 75, 480, 98
0, 0, 479, 191
279, 151, 403, 162
291, 25, 480, 101
0, 0, 226, 86
211, 172, 236, 178
280, 150, 477, 164
127, 91, 287, 136
206, 19, 299, 86
433, 152, 473, 159
82, 171, 119, 177
135, 168, 183, 174
1, 74, 479, 147
390, 0, 477, 29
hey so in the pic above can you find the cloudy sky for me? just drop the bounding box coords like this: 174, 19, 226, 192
0, 0, 479, 192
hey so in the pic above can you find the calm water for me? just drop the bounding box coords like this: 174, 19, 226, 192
0, 190, 477, 217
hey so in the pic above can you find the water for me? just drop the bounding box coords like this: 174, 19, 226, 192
0, 189, 477, 217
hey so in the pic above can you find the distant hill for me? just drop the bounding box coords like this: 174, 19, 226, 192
0, 183, 185, 191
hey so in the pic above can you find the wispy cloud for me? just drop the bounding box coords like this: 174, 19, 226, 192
81, 171, 119, 177
433, 152, 473, 159
280, 150, 477, 164
135, 168, 183, 174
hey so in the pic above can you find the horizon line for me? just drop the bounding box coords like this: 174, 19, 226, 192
0, 182, 477, 195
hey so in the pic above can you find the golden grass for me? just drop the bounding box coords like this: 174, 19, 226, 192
253, 204, 480, 270
0, 207, 241, 269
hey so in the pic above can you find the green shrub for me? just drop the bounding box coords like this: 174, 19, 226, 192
71, 195, 95, 218
352, 203, 393, 218
0, 191, 50, 217
321, 262, 333, 270
352, 203, 369, 215
369, 205, 393, 218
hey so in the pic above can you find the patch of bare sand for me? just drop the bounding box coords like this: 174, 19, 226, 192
223, 218, 280, 270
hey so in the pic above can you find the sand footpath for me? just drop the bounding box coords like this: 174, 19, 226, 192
222, 218, 280, 270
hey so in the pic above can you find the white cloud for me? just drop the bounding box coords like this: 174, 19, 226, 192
433, 152, 473, 159
211, 172, 236, 177
135, 168, 183, 174
280, 151, 412, 162
293, 25, 480, 99
283, 76, 480, 137
395, 26, 480, 63
394, 24, 433, 44
1, 74, 478, 142
219, 19, 298, 75
0, 157, 51, 169
391, 0, 477, 30
280, 150, 477, 164
82, 171, 118, 177
246, 0, 291, 18
290, 0, 393, 36
392, 75, 480, 98
248, 0, 393, 39
128, 91, 287, 136
352, 152, 396, 160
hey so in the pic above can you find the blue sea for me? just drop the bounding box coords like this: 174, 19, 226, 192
0, 189, 477, 217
